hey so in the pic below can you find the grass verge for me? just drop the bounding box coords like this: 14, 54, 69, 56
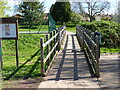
2, 34, 46, 88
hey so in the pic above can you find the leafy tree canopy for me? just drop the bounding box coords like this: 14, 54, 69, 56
50, 0, 72, 24
0, 0, 9, 17
18, 0, 44, 29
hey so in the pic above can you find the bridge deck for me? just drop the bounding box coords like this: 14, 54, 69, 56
38, 31, 100, 88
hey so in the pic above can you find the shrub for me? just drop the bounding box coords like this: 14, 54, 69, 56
78, 20, 120, 48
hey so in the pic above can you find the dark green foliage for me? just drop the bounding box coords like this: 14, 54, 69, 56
50, 1, 72, 24
70, 12, 82, 24
78, 20, 120, 48
100, 48, 119, 53
18, 1, 44, 29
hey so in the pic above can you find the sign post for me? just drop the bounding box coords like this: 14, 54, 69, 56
15, 39, 19, 67
0, 17, 19, 67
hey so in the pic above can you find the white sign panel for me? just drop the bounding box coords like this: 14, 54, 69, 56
0, 24, 17, 39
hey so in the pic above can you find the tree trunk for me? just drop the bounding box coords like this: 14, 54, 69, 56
90, 16, 95, 22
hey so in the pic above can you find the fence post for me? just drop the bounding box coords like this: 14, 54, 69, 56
50, 32, 53, 50
57, 29, 61, 51
50, 32, 53, 60
40, 38, 44, 76
82, 31, 85, 51
76, 25, 78, 37
53, 30, 56, 55
91, 32, 95, 55
46, 35, 50, 64
95, 35, 100, 78
15, 39, 19, 67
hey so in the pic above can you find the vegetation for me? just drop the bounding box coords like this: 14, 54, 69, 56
50, 0, 72, 24
2, 24, 59, 80
72, 1, 110, 22
18, 1, 44, 29
0, 0, 9, 17
2, 34, 46, 79
100, 48, 119, 53
66, 20, 120, 48
19, 24, 48, 32
70, 12, 83, 24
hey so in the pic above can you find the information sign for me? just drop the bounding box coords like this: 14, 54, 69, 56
0, 18, 18, 39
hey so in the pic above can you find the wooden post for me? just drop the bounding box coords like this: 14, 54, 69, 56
91, 32, 95, 55
58, 30, 61, 51
53, 30, 56, 55
95, 35, 100, 78
82, 31, 85, 51
50, 32, 53, 50
46, 35, 49, 55
0, 40, 3, 69
76, 25, 78, 37
46, 35, 50, 64
40, 38, 44, 76
50, 32, 53, 59
15, 39, 19, 67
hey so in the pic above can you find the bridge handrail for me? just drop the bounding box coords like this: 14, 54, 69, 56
40, 25, 66, 76
76, 25, 100, 78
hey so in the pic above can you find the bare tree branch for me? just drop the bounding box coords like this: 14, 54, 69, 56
71, 1, 110, 22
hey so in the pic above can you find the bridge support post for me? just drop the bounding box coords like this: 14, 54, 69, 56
95, 35, 100, 78
82, 31, 85, 51
53, 30, 56, 55
91, 32, 95, 55
46, 35, 50, 64
40, 38, 45, 76
57, 29, 61, 51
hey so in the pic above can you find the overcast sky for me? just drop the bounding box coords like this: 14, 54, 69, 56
6, 0, 119, 16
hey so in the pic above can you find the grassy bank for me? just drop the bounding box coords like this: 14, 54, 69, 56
100, 48, 119, 53
2, 34, 46, 80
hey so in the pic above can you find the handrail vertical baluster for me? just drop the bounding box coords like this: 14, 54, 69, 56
91, 32, 95, 55
50, 32, 53, 60
53, 30, 56, 55
40, 38, 44, 76
95, 35, 100, 78
46, 35, 50, 64
57, 29, 61, 51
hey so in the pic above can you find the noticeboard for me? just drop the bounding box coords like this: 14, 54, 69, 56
0, 17, 18, 39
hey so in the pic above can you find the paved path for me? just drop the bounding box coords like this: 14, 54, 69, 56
99, 53, 119, 89
38, 32, 100, 88
19, 31, 48, 34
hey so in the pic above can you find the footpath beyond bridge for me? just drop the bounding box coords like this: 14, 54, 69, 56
38, 31, 100, 88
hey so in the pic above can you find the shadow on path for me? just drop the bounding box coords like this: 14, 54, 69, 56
54, 34, 88, 81
55, 35, 68, 81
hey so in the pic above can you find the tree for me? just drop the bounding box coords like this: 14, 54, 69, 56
0, 0, 9, 17
72, 0, 110, 22
50, 0, 71, 24
71, 12, 83, 24
18, 1, 44, 29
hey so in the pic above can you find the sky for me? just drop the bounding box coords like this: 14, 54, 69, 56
6, 0, 119, 16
